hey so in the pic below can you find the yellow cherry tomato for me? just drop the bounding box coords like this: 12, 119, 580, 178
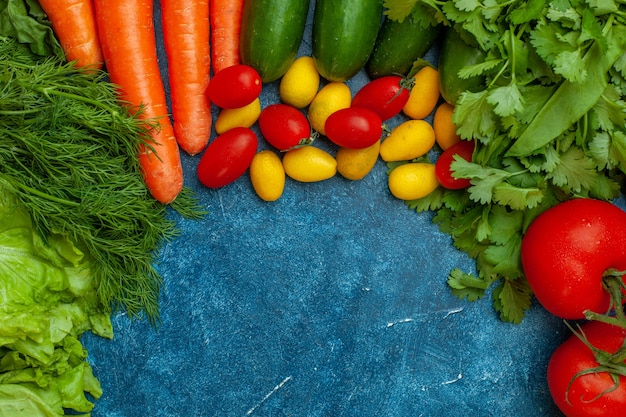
433, 102, 461, 150
379, 119, 436, 162
403, 66, 440, 120
282, 146, 336, 182
249, 150, 285, 201
388, 162, 439, 200
280, 56, 320, 109
336, 140, 380, 180
214, 98, 261, 134
308, 82, 351, 135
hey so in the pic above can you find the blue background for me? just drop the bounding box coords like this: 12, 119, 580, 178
81, 2, 586, 416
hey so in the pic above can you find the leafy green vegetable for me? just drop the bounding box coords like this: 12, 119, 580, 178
0, 37, 204, 325
385, 0, 626, 322
0, 0, 62, 58
0, 179, 111, 416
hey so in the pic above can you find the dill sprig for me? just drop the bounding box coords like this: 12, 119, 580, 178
0, 37, 204, 325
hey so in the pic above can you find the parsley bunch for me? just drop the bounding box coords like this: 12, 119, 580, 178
385, 0, 626, 323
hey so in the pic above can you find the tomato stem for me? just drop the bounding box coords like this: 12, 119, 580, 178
605, 268, 626, 278
399, 75, 416, 92
585, 273, 626, 327
610, 339, 626, 364
585, 311, 626, 330
563, 321, 626, 405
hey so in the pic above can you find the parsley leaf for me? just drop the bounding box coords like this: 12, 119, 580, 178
447, 268, 493, 301
487, 83, 525, 117
492, 278, 533, 324
546, 146, 598, 192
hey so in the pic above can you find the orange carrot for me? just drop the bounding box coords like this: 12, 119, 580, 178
93, 0, 183, 204
210, 0, 244, 74
38, 0, 103, 69
161, 0, 212, 155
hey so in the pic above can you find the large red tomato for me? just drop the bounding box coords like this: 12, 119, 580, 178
521, 198, 626, 319
548, 321, 626, 417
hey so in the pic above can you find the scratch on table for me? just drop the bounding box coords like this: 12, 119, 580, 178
442, 307, 464, 319
217, 192, 226, 218
441, 372, 463, 385
441, 357, 463, 385
386, 318, 414, 328
245, 376, 292, 416
385, 307, 465, 328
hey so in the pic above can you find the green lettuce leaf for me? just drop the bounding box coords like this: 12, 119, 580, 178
0, 180, 112, 416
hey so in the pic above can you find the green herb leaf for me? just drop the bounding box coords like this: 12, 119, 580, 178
492, 278, 533, 324
386, 0, 626, 324
487, 83, 525, 117
0, 38, 204, 325
546, 146, 598, 192
0, 0, 62, 58
447, 268, 492, 301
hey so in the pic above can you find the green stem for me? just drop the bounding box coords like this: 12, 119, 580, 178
0, 108, 43, 116
581, 270, 626, 327
609, 338, 626, 364
0, 174, 80, 207
604, 273, 626, 321
584, 311, 626, 330
488, 59, 510, 89
33, 84, 119, 112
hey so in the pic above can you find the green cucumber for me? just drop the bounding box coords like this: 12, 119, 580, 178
239, 0, 310, 83
438, 28, 486, 105
312, 0, 383, 82
366, 15, 442, 78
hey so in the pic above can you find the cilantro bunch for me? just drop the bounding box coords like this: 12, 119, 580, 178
385, 0, 626, 323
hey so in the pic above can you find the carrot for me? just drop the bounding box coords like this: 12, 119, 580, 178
93, 0, 184, 204
161, 0, 212, 155
210, 0, 244, 74
38, 0, 103, 69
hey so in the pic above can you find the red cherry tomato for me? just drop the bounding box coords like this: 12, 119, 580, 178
548, 321, 626, 417
258, 103, 313, 151
435, 139, 475, 189
351, 75, 410, 121
521, 198, 626, 319
207, 64, 262, 109
197, 127, 258, 188
324, 107, 382, 149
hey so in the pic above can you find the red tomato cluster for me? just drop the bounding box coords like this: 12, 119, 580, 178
521, 198, 626, 417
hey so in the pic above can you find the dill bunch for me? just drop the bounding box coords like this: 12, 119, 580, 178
0, 37, 203, 325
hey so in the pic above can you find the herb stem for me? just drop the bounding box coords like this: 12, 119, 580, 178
0, 174, 79, 207
488, 58, 510, 89
0, 108, 42, 115
29, 82, 122, 113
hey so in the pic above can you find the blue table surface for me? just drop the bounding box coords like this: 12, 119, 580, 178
80, 2, 611, 416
